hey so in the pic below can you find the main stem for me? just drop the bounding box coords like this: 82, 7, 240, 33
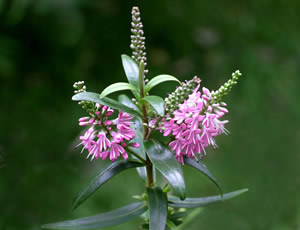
139, 61, 154, 187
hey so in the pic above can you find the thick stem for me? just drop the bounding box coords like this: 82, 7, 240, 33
138, 59, 154, 187
146, 154, 154, 187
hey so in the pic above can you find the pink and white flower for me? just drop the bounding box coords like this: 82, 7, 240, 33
161, 84, 229, 164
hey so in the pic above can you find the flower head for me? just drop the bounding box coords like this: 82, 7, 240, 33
161, 83, 229, 164
76, 104, 137, 162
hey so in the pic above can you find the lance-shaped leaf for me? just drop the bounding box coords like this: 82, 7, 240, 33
118, 94, 140, 112
121, 55, 139, 88
121, 55, 140, 99
147, 187, 167, 230
42, 202, 147, 230
145, 75, 181, 94
118, 95, 147, 181
100, 82, 138, 99
72, 92, 142, 118
184, 157, 222, 195
72, 160, 144, 211
141, 96, 165, 116
144, 140, 186, 200
168, 188, 248, 208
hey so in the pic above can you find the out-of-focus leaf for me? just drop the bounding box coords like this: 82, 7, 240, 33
147, 187, 167, 230
144, 140, 185, 200
144, 75, 181, 94
72, 92, 142, 118
100, 82, 138, 99
141, 96, 165, 116
72, 160, 144, 211
168, 188, 248, 208
184, 158, 222, 195
42, 202, 147, 229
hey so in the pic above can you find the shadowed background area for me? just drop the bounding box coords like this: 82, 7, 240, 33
0, 0, 299, 229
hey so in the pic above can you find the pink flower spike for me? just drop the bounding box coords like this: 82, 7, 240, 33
105, 120, 112, 126
114, 111, 134, 128
110, 141, 126, 161
79, 117, 89, 122
118, 125, 135, 140
131, 142, 140, 148
112, 132, 123, 142
101, 151, 110, 160
79, 121, 89, 126
105, 108, 114, 117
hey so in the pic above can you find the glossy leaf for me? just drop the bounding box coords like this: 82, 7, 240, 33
117, 96, 146, 181
118, 94, 140, 112
144, 75, 181, 94
72, 92, 142, 118
121, 54, 139, 88
184, 157, 222, 195
72, 160, 144, 211
141, 96, 165, 116
168, 188, 248, 208
144, 140, 186, 200
121, 55, 141, 100
100, 82, 138, 99
42, 202, 147, 230
147, 187, 167, 230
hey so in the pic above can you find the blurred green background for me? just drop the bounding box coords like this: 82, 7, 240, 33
1, 0, 299, 229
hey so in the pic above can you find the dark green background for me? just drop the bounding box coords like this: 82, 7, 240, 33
1, 0, 299, 229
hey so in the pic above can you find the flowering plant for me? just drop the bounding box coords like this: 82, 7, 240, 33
43, 6, 247, 230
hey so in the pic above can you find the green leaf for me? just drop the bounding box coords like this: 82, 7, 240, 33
121, 55, 139, 88
42, 202, 147, 230
168, 188, 248, 208
144, 140, 186, 200
141, 96, 165, 116
184, 158, 222, 195
72, 92, 142, 118
117, 96, 146, 181
100, 82, 138, 99
121, 55, 141, 99
72, 160, 144, 211
147, 187, 167, 230
118, 94, 140, 112
144, 75, 181, 94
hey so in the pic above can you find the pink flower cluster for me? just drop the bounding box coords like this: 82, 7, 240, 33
161, 85, 229, 164
77, 105, 139, 162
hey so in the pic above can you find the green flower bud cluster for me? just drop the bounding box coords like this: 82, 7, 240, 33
211, 70, 242, 103
130, 6, 148, 76
73, 81, 96, 115
165, 76, 201, 115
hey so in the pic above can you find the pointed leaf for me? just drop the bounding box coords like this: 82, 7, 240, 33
121, 54, 139, 88
184, 158, 222, 195
118, 94, 140, 112
100, 82, 138, 99
117, 96, 146, 181
141, 96, 165, 116
147, 187, 167, 230
72, 160, 144, 211
121, 55, 141, 100
168, 188, 248, 208
144, 140, 185, 200
42, 202, 147, 229
145, 75, 181, 94
72, 92, 142, 118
